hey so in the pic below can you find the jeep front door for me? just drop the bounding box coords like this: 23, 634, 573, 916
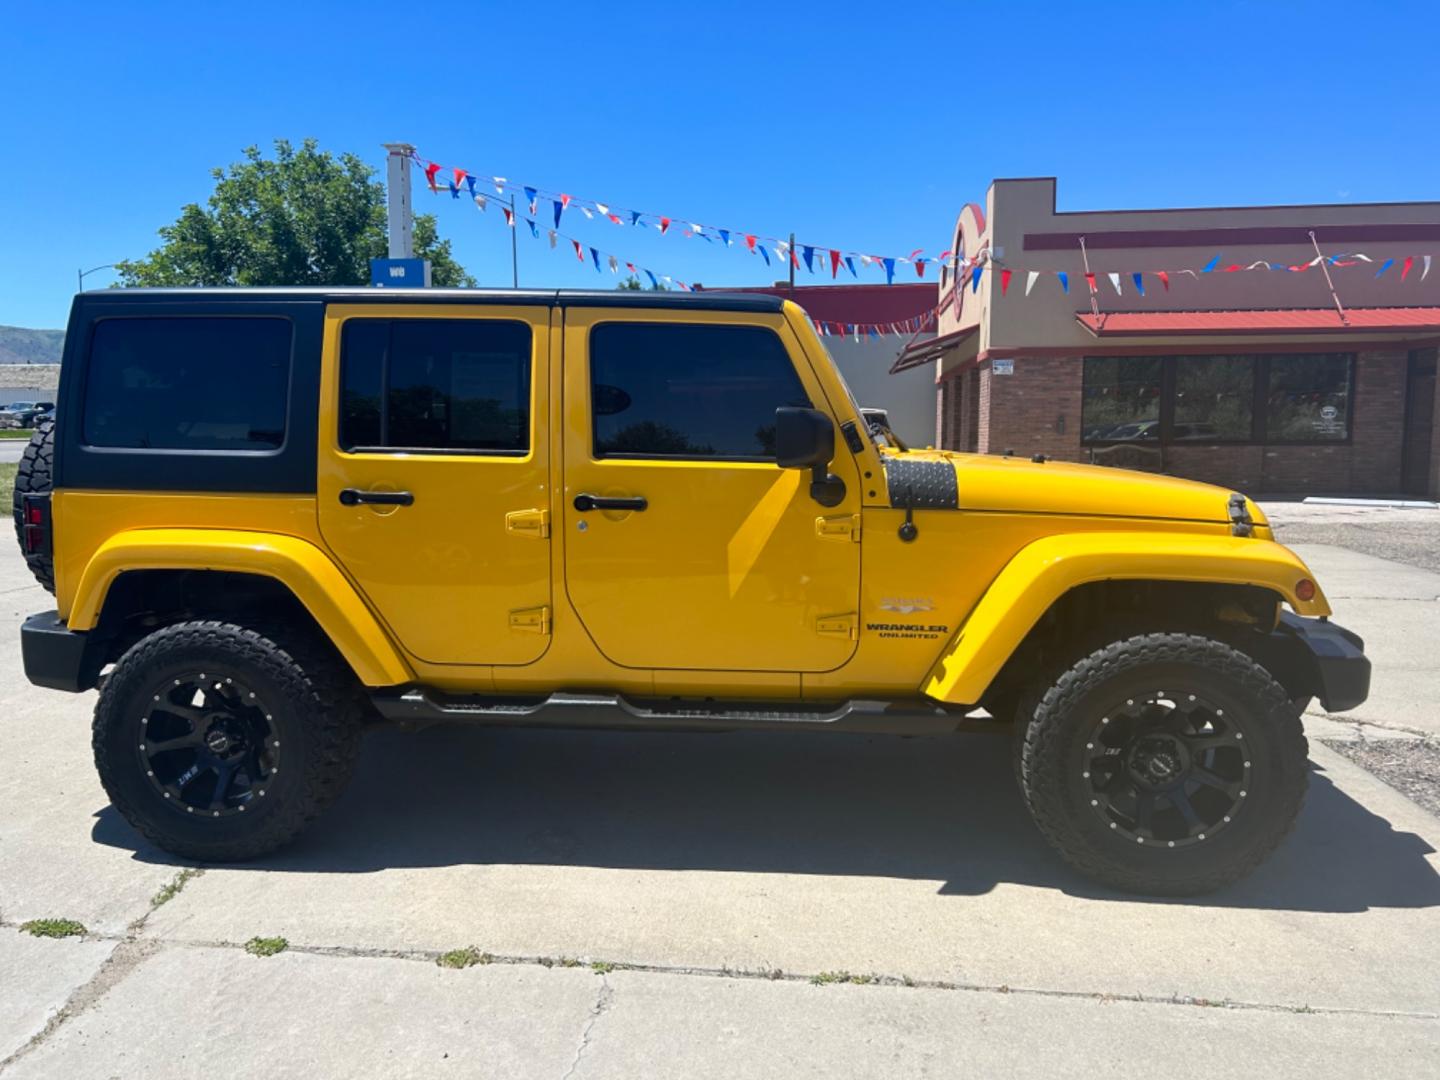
560, 310, 862, 673
317, 304, 553, 667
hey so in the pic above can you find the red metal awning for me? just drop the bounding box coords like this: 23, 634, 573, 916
1077, 307, 1440, 337
889, 326, 978, 373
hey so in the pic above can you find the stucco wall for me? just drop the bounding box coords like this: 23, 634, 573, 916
0, 365, 60, 392
824, 335, 937, 447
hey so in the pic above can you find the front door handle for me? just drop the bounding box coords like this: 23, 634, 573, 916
573, 493, 647, 512
339, 488, 415, 507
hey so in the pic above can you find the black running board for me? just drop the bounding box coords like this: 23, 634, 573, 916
369, 689, 978, 736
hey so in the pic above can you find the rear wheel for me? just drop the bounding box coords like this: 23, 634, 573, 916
11, 418, 55, 593
93, 620, 365, 861
1018, 633, 1307, 895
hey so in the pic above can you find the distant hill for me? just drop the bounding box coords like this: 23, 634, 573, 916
0, 326, 65, 365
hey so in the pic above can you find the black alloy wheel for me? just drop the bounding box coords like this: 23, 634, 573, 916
1081, 689, 1250, 849
138, 672, 280, 819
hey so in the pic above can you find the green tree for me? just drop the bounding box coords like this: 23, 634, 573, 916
116, 139, 474, 287
616, 274, 670, 291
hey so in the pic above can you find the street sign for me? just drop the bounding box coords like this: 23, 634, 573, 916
369, 258, 431, 287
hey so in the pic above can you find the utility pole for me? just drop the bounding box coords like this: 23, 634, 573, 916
788, 231, 796, 295
510, 193, 518, 288
381, 142, 416, 260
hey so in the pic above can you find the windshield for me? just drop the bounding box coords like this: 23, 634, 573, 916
811, 337, 908, 451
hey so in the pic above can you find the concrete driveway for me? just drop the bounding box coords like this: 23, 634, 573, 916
0, 440, 30, 465
2, 526, 1438, 1077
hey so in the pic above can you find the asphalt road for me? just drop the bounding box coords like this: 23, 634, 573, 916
0, 440, 29, 465
1, 527, 1438, 1076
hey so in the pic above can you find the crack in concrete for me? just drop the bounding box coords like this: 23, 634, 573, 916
1308, 713, 1438, 740
5, 927, 1435, 1024
0, 937, 162, 1073
560, 975, 613, 1080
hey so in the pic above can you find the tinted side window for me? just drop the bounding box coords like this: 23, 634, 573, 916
340, 319, 532, 453
83, 317, 292, 450
590, 323, 809, 459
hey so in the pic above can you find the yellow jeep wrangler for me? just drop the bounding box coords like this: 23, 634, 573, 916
14, 287, 1369, 894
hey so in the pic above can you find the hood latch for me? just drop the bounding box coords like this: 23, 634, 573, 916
1228, 493, 1254, 537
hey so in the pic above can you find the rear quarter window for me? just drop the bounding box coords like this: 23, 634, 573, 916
82, 316, 292, 451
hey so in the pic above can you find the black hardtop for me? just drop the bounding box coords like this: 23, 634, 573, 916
73, 286, 786, 314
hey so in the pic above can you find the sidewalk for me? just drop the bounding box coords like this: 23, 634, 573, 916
3, 535, 1438, 1077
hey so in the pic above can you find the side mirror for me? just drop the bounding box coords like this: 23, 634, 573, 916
775, 407, 845, 508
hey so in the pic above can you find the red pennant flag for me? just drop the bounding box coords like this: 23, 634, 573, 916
1224, 264, 1241, 273
659, 217, 672, 234
745, 234, 756, 251
560, 194, 572, 209
423, 162, 441, 192
453, 168, 467, 187
626, 262, 636, 273
502, 207, 514, 227
607, 213, 623, 225
939, 249, 953, 261
1402, 255, 1414, 281
908, 248, 924, 261
830, 249, 841, 278
791, 248, 801, 269
915, 260, 926, 278
572, 239, 584, 261
1084, 272, 1097, 293
1000, 268, 1013, 295
1158, 270, 1170, 292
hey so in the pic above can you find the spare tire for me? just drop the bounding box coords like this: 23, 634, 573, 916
12, 418, 56, 594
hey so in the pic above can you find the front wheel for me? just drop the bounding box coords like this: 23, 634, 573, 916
93, 620, 365, 861
1018, 633, 1307, 896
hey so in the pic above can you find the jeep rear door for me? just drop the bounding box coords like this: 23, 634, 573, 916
560, 308, 862, 673
317, 303, 553, 666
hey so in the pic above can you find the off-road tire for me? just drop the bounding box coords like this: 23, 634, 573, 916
1019, 633, 1307, 895
93, 620, 366, 861
11, 419, 55, 593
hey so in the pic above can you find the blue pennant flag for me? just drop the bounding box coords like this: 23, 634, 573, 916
1202, 254, 1221, 273
630, 210, 643, 227
644, 269, 658, 288
591, 247, 602, 272
1132, 272, 1146, 296
971, 265, 983, 293
525, 218, 538, 238
448, 180, 460, 199
867, 327, 878, 338
1057, 271, 1069, 293
465, 176, 478, 197
802, 246, 815, 273
1376, 258, 1395, 278
523, 186, 537, 212
719, 229, 730, 246
553, 200, 564, 228
844, 256, 857, 278
882, 257, 895, 285
758, 245, 770, 266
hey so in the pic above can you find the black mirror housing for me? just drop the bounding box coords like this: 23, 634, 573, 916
775, 407, 835, 470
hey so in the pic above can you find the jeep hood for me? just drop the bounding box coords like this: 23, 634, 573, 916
885, 450, 1260, 527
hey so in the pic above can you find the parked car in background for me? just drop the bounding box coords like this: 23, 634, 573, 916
0, 401, 56, 428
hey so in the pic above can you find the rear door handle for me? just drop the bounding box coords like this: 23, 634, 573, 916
339, 488, 415, 507
573, 493, 647, 512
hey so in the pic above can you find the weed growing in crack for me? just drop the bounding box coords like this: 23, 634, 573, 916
20, 918, 86, 939
437, 947, 491, 970
151, 869, 202, 909
244, 936, 288, 958
591, 961, 615, 975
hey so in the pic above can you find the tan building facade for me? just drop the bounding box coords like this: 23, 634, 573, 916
898, 179, 1440, 497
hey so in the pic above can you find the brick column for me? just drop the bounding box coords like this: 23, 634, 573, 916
979, 356, 1084, 461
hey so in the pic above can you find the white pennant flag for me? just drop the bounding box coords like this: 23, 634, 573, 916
1107, 272, 1123, 295
548, 230, 557, 249
492, 177, 506, 195
474, 195, 487, 212
1025, 270, 1039, 296
860, 254, 872, 267
1352, 253, 1373, 262
1424, 255, 1433, 281
580, 207, 594, 219
608, 255, 618, 274
596, 203, 609, 216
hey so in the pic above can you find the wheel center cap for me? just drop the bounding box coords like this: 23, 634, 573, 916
205, 729, 232, 755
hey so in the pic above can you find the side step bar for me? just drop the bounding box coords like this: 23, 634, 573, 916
369, 689, 982, 736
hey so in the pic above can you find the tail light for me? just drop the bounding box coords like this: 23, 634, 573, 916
20, 493, 51, 557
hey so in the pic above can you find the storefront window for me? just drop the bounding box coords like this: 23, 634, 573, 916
1266, 354, 1351, 442
1173, 356, 1254, 441
1081, 357, 1161, 441
1082, 352, 1353, 444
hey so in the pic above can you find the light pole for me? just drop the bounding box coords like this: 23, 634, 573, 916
78, 264, 116, 293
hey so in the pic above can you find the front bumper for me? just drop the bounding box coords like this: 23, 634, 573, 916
1275, 611, 1370, 713
21, 611, 107, 693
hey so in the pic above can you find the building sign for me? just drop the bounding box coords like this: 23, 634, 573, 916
369, 258, 431, 287
992, 358, 1014, 376
1314, 403, 1343, 436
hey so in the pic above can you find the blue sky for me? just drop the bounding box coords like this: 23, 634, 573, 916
3, 1, 1436, 329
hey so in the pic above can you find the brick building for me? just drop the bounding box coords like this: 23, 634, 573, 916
894, 179, 1440, 498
